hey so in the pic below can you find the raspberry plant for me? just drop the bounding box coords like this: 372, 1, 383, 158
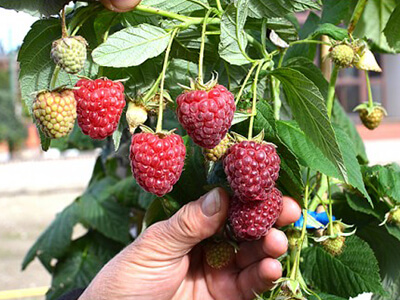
3, 0, 400, 299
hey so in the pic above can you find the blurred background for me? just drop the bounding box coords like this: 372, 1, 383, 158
0, 6, 399, 300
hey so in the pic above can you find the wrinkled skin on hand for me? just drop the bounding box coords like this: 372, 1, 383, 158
78, 188, 301, 300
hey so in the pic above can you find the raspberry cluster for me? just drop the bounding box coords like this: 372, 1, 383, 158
74, 78, 126, 139
224, 140, 282, 240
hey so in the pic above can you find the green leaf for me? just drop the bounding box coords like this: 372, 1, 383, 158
248, 0, 320, 19
358, 224, 400, 300
22, 202, 79, 271
165, 59, 198, 99
271, 68, 347, 182
141, 0, 209, 14
302, 235, 385, 298
92, 24, 171, 68
320, 0, 354, 25
362, 163, 400, 203
110, 177, 154, 210
0, 0, 69, 16
384, 4, 400, 52
78, 178, 131, 244
169, 136, 208, 204
46, 232, 123, 300
284, 12, 320, 61
385, 223, 400, 243
142, 198, 168, 231
284, 57, 368, 163
344, 192, 383, 220
104, 57, 163, 98
219, 1, 251, 66
253, 101, 304, 200
277, 121, 371, 204
353, 0, 398, 53
332, 101, 368, 164
310, 293, 347, 300
265, 17, 298, 43
310, 23, 348, 41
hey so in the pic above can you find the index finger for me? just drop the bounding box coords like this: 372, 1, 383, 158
275, 196, 301, 227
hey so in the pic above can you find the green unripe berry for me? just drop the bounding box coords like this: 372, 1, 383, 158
330, 44, 355, 68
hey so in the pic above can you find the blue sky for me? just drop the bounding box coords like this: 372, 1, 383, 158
0, 8, 38, 53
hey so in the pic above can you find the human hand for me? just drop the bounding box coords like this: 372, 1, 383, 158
79, 188, 301, 300
100, 0, 141, 12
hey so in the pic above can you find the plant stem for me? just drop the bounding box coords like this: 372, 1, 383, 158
50, 65, 61, 90
327, 176, 334, 236
365, 70, 374, 107
247, 61, 263, 139
326, 64, 339, 119
348, 0, 368, 35
156, 28, 179, 133
135, 4, 220, 27
215, 0, 223, 12
235, 62, 258, 105
290, 169, 311, 280
198, 10, 212, 84
246, 33, 267, 60
289, 39, 331, 47
61, 7, 68, 38
71, 9, 100, 36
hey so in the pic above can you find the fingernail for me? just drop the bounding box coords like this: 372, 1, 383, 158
201, 188, 221, 217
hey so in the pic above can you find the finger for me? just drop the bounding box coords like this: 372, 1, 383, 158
235, 228, 288, 268
275, 196, 301, 227
237, 258, 282, 299
100, 0, 141, 12
135, 188, 230, 259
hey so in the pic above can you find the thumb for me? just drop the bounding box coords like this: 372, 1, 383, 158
148, 188, 229, 257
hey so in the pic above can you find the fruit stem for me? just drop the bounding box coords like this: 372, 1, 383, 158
365, 70, 374, 108
247, 61, 263, 139
348, 0, 368, 35
50, 65, 61, 90
235, 62, 258, 105
289, 168, 311, 281
215, 0, 223, 12
327, 176, 334, 236
135, 4, 220, 27
198, 10, 212, 84
326, 64, 339, 119
289, 39, 331, 47
156, 28, 179, 133
61, 7, 68, 38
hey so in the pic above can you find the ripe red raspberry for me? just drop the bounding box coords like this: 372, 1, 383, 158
130, 132, 186, 197
229, 188, 283, 241
176, 85, 235, 149
74, 78, 125, 139
223, 141, 280, 202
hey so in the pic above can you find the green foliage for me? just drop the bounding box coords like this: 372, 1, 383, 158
302, 235, 385, 298
6, 0, 400, 299
271, 68, 347, 182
